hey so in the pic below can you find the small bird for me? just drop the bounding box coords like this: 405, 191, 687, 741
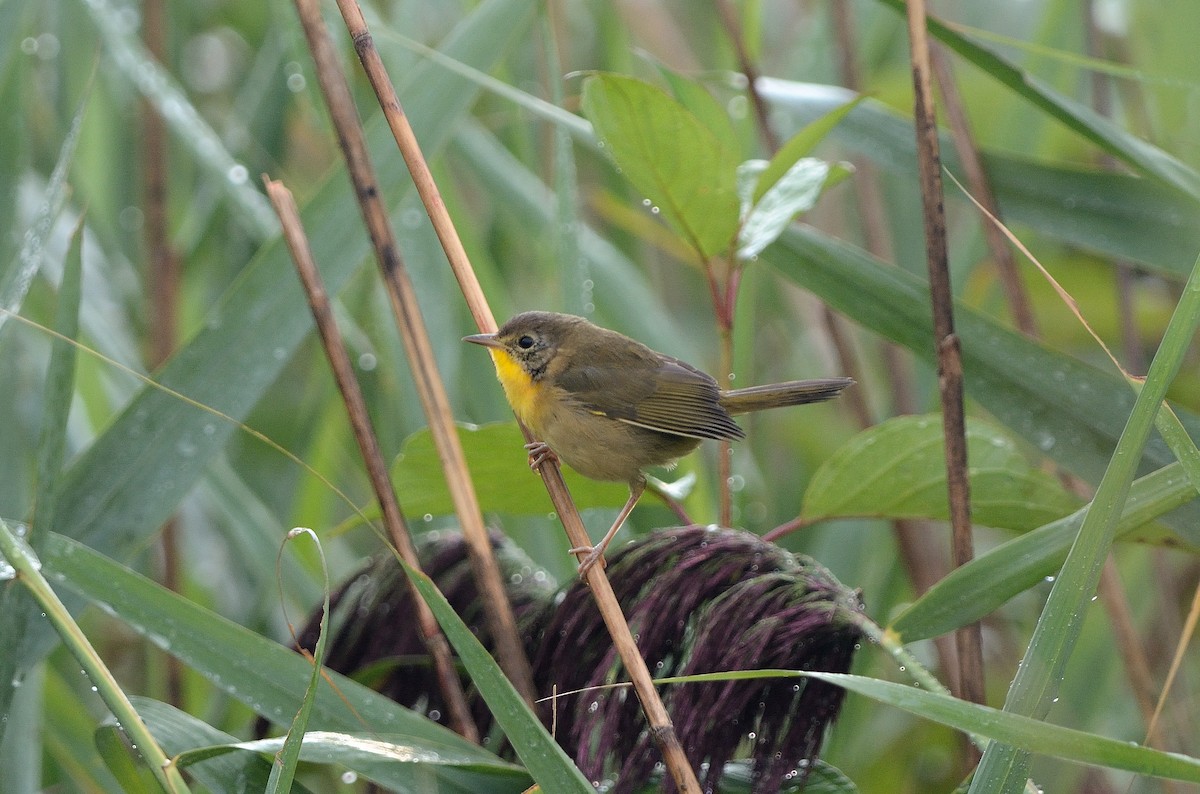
465, 311, 853, 574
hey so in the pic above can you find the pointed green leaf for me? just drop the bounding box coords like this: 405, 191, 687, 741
803, 415, 1078, 531
582, 73, 740, 258
752, 95, 864, 204
738, 158, 847, 260
655, 66, 740, 159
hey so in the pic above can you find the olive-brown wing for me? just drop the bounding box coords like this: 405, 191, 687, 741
555, 355, 745, 441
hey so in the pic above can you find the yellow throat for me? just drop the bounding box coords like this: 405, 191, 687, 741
489, 348, 545, 428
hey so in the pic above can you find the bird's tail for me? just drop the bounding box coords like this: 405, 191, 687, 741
719, 377, 854, 415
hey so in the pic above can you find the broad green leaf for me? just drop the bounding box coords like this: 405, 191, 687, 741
40, 533, 531, 793
401, 558, 594, 793
803, 415, 1077, 531
758, 81, 1200, 278
655, 65, 740, 159
738, 158, 848, 260
752, 95, 864, 204
767, 225, 1200, 544
394, 422, 628, 517
582, 73, 740, 258
891, 462, 1196, 641
799, 672, 1200, 783
452, 122, 687, 351
873, 0, 1200, 201
972, 255, 1200, 793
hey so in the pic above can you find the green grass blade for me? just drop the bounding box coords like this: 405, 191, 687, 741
0, 219, 84, 747
801, 673, 1200, 783
891, 462, 1195, 641
0, 93, 85, 332
265, 530, 329, 793
0, 519, 190, 793
759, 83, 1200, 278
78, 0, 276, 238
398, 558, 594, 793
971, 255, 1200, 791
872, 0, 1200, 201
114, 698, 310, 794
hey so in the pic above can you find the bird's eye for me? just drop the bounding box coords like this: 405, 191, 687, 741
517, 335, 535, 349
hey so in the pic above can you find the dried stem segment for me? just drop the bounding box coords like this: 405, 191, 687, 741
902, 0, 987, 726
291, 0, 536, 709
265, 178, 478, 742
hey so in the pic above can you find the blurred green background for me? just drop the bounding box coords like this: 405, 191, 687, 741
1, 0, 1198, 792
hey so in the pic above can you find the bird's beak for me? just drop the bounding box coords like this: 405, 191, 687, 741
463, 332, 503, 349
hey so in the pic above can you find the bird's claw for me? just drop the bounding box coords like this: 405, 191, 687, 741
524, 441, 558, 471
569, 543, 607, 577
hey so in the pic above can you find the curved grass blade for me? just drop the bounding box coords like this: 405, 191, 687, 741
0, 220, 83, 746
266, 529, 329, 793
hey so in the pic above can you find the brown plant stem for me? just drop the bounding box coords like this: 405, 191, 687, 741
290, 0, 537, 712
715, 0, 779, 152
141, 0, 184, 710
929, 47, 1036, 336
829, 7, 958, 684
902, 0, 986, 737
264, 178, 478, 742
324, 3, 703, 788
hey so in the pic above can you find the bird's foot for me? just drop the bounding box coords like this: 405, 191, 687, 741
569, 543, 607, 577
524, 440, 558, 471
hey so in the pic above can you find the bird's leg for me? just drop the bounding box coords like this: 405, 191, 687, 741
571, 477, 646, 577
524, 440, 559, 471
